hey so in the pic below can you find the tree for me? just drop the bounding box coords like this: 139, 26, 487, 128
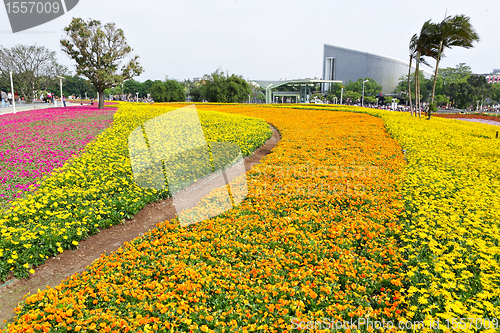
467, 75, 494, 109
438, 63, 471, 86
47, 74, 96, 99
202, 70, 252, 103
60, 18, 143, 109
493, 83, 500, 103
429, 14, 479, 112
150, 79, 185, 102
407, 34, 418, 115
343, 91, 361, 104
395, 71, 430, 104
411, 20, 439, 117
344, 78, 382, 97
0, 45, 66, 103
141, 79, 154, 98
123, 79, 142, 96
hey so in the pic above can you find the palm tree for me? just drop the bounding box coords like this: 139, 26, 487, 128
429, 14, 480, 118
412, 20, 439, 117
408, 34, 418, 116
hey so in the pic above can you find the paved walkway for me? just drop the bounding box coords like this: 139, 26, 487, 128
0, 101, 87, 116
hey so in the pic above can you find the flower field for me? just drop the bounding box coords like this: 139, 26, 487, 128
0, 104, 271, 280
367, 110, 500, 328
0, 106, 116, 204
3, 105, 407, 332
2, 103, 499, 332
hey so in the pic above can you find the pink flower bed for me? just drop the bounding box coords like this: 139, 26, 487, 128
0, 105, 116, 203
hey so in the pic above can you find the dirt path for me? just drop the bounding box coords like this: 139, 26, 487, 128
0, 125, 280, 329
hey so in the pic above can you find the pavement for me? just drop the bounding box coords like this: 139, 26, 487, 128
0, 101, 89, 116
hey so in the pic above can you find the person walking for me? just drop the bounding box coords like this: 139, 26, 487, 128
62, 95, 66, 107
1, 90, 7, 108
7, 92, 12, 105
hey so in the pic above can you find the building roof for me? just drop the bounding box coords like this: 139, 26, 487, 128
250, 79, 342, 90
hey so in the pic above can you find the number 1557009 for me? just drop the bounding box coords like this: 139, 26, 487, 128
5, 2, 61, 14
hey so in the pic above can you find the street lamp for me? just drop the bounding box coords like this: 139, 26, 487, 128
340, 87, 343, 105
136, 92, 139, 102
9, 71, 16, 113
57, 76, 65, 107
361, 79, 369, 107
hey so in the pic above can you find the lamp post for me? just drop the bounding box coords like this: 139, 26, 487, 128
340, 87, 343, 105
9, 71, 16, 113
57, 76, 64, 107
136, 92, 139, 102
361, 79, 369, 107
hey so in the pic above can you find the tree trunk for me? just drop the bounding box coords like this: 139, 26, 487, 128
408, 56, 413, 116
98, 89, 104, 109
415, 53, 420, 117
430, 39, 444, 106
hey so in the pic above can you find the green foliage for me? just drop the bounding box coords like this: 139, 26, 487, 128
201, 70, 252, 103
493, 83, 500, 103
345, 78, 382, 97
446, 76, 493, 109
123, 79, 142, 96
433, 94, 450, 106
0, 45, 67, 103
60, 18, 144, 108
343, 90, 361, 103
47, 75, 96, 98
150, 80, 185, 102
438, 63, 471, 85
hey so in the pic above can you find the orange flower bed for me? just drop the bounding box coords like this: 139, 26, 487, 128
4, 105, 407, 332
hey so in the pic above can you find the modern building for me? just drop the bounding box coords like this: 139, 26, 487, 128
481, 69, 500, 83
323, 44, 430, 95
250, 79, 342, 104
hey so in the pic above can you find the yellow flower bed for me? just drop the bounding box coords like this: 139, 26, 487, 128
372, 110, 500, 330
0, 103, 271, 280
3, 105, 407, 332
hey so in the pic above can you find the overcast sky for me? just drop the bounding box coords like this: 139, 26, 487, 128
1, 0, 497, 82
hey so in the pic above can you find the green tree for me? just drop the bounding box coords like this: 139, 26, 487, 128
344, 78, 381, 96
467, 75, 494, 109
47, 74, 95, 99
343, 90, 361, 104
60, 18, 143, 109
493, 83, 500, 103
429, 14, 480, 112
150, 79, 185, 102
433, 94, 450, 107
439, 63, 471, 86
123, 79, 142, 97
411, 20, 439, 117
202, 70, 252, 103
141, 79, 154, 98
0, 45, 66, 103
